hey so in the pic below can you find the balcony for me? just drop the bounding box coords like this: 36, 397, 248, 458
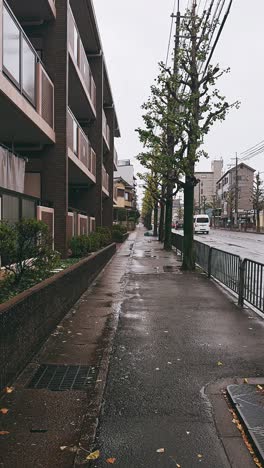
114, 147, 118, 171
102, 165, 109, 196
102, 110, 111, 150
7, 0, 56, 21
0, 2, 55, 144
68, 6, 96, 119
67, 108, 96, 185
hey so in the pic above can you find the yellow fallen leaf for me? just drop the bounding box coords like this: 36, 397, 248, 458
176, 464, 181, 467
257, 385, 263, 390
106, 458, 116, 464
244, 378, 248, 383
232, 418, 237, 424
4, 387, 14, 394
60, 446, 67, 451
0, 431, 10, 435
86, 450, 100, 460
197, 454, 203, 458
217, 361, 223, 366
0, 409, 8, 415
156, 448, 165, 453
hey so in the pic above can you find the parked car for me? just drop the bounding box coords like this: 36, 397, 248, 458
193, 215, 210, 234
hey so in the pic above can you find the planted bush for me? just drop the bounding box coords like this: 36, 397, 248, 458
112, 224, 127, 234
89, 232, 102, 251
0, 219, 60, 302
96, 227, 112, 247
69, 235, 90, 257
112, 229, 124, 243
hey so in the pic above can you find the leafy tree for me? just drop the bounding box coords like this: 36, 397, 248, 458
141, 188, 154, 230
136, 3, 238, 269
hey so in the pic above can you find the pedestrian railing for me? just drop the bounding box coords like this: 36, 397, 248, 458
171, 232, 264, 314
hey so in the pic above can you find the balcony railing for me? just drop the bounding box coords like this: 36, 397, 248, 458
67, 108, 96, 179
68, 7, 96, 111
102, 110, 111, 148
102, 165, 109, 193
2, 2, 54, 129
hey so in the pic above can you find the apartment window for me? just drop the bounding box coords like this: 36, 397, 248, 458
124, 192, 129, 201
22, 38, 36, 103
2, 5, 36, 106
73, 24, 78, 62
73, 119, 78, 155
3, 6, 20, 85
117, 189, 124, 197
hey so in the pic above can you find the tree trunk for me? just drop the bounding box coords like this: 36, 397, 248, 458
159, 202, 165, 242
182, 180, 195, 270
164, 183, 173, 250
153, 201, 158, 237
257, 209, 260, 233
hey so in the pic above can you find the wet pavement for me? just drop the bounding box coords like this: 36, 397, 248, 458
91, 228, 264, 468
1, 227, 264, 467
173, 228, 264, 262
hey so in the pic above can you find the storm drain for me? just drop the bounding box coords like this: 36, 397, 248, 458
163, 266, 179, 272
27, 364, 98, 391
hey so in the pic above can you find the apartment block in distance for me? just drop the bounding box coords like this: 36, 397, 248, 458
194, 159, 223, 211
217, 163, 255, 224
0, 0, 120, 255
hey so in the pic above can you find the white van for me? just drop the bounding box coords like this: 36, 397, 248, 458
193, 214, 210, 234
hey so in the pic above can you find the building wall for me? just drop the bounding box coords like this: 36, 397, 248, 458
194, 159, 223, 207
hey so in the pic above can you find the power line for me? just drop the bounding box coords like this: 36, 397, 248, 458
240, 139, 264, 156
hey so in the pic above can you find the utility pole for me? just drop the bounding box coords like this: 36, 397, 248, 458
235, 152, 239, 226
164, 1, 181, 250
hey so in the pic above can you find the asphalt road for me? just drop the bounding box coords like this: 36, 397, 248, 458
91, 229, 264, 468
173, 229, 264, 263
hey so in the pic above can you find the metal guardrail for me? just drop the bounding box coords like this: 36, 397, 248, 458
171, 232, 264, 314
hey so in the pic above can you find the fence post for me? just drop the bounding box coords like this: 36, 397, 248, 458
208, 247, 212, 279
238, 259, 245, 307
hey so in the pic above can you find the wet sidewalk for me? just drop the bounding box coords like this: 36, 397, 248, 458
1, 227, 264, 467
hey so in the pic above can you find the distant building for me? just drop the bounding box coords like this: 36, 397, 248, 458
216, 163, 255, 224
113, 176, 136, 212
115, 160, 136, 189
194, 160, 223, 211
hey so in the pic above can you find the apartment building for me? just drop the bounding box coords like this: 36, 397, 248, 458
114, 176, 136, 212
217, 163, 255, 223
0, 0, 120, 255
194, 159, 223, 211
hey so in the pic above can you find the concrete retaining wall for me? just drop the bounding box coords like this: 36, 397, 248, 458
0, 243, 116, 390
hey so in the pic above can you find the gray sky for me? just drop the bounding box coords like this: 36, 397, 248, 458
93, 0, 264, 191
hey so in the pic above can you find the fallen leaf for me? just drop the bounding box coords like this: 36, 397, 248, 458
86, 450, 100, 460
0, 409, 9, 415
176, 464, 181, 468
4, 387, 14, 394
60, 446, 67, 451
156, 448, 165, 453
232, 418, 237, 424
197, 454, 203, 458
106, 458, 116, 464
0, 431, 10, 435
244, 378, 248, 384
168, 362, 172, 365
217, 361, 223, 366
155, 368, 160, 371
257, 385, 263, 390
186, 431, 190, 435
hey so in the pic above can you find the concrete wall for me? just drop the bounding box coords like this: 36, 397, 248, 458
0, 243, 116, 391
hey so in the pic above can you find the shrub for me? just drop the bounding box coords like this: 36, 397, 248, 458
89, 232, 102, 251
0, 218, 60, 288
96, 227, 112, 246
112, 224, 127, 234
69, 235, 90, 257
112, 230, 124, 243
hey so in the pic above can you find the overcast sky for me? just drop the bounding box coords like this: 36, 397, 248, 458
93, 0, 264, 189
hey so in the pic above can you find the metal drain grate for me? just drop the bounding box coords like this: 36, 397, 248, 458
27, 365, 98, 391
163, 266, 179, 272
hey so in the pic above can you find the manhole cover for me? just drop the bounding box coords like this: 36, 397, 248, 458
163, 266, 179, 272
27, 364, 98, 391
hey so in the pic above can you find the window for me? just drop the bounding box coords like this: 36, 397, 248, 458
124, 192, 129, 201
22, 38, 36, 104
73, 119, 78, 155
73, 25, 78, 62
3, 6, 20, 85
117, 189, 124, 197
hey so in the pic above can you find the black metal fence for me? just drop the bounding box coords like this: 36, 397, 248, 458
172, 232, 264, 314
